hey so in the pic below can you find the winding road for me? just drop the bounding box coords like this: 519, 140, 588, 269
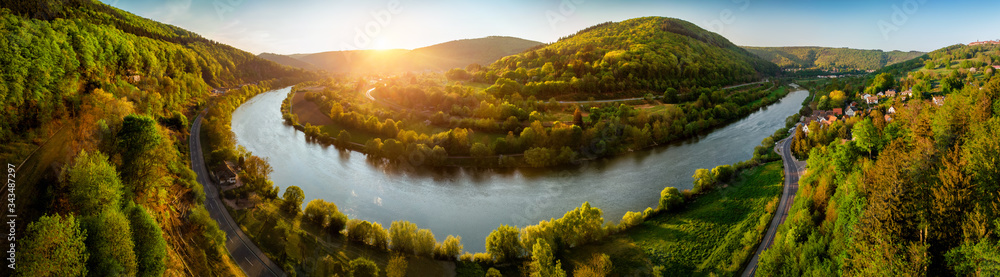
189, 109, 285, 277
741, 130, 807, 277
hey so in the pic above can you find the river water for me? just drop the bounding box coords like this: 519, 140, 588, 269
230, 87, 808, 252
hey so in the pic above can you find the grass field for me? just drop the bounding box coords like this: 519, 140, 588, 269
561, 161, 783, 276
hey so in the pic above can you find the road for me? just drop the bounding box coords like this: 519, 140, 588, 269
189, 109, 285, 277
741, 131, 806, 277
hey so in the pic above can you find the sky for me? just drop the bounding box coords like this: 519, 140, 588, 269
101, 0, 1000, 55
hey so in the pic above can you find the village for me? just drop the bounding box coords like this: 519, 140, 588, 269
799, 88, 947, 134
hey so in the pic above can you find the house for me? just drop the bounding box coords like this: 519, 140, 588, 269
802, 124, 809, 134
933, 96, 946, 106
862, 94, 872, 100
827, 115, 838, 124
993, 65, 1000, 70
845, 106, 856, 117
885, 114, 893, 123
885, 90, 897, 98
214, 161, 240, 185
877, 92, 885, 97
832, 108, 843, 116
866, 96, 879, 105
887, 106, 896, 114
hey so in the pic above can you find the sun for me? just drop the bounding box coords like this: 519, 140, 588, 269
371, 37, 393, 50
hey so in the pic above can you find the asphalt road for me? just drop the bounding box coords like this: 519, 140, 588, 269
189, 109, 285, 277
741, 133, 806, 277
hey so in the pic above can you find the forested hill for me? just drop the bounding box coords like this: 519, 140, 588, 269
743, 46, 925, 71
267, 36, 542, 73
0, 0, 310, 140
480, 16, 779, 97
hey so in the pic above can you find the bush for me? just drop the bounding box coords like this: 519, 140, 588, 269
619, 211, 645, 230
281, 186, 304, 215
658, 187, 684, 211
712, 165, 735, 183
486, 225, 522, 263
348, 257, 379, 277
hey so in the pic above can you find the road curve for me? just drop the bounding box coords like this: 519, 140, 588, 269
189, 109, 286, 277
741, 132, 806, 277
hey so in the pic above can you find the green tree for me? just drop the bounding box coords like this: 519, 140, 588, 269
117, 114, 163, 200
129, 206, 166, 277
692, 168, 716, 193
658, 187, 684, 211
486, 267, 503, 277
64, 150, 123, 215
281, 186, 305, 215
486, 225, 522, 263
86, 209, 138, 277
852, 118, 881, 157
303, 199, 348, 235
529, 239, 566, 277
349, 257, 380, 277
556, 202, 605, 247
389, 221, 418, 254
712, 164, 735, 183
337, 130, 352, 146
17, 214, 88, 277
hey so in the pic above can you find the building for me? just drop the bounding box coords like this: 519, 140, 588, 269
887, 106, 896, 114
969, 40, 1000, 46
885, 114, 893, 123
885, 90, 897, 98
866, 96, 879, 105
933, 96, 946, 106
214, 161, 240, 186
845, 106, 856, 117
832, 108, 843, 116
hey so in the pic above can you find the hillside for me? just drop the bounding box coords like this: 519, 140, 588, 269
481, 17, 780, 98
0, 0, 310, 276
259, 52, 321, 71
271, 36, 543, 73
743, 46, 925, 71
759, 43, 1000, 276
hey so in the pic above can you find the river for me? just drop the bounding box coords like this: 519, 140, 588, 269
230, 86, 809, 252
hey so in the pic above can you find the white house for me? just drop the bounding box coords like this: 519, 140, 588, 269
887, 106, 896, 114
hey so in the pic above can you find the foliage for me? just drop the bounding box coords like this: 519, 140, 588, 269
281, 186, 304, 215
658, 187, 683, 211
386, 255, 408, 277
486, 225, 522, 263
128, 205, 167, 277
302, 199, 348, 235
348, 257, 380, 277
489, 17, 778, 98
744, 46, 924, 70
64, 150, 122, 215
85, 208, 138, 277
529, 239, 566, 277
17, 214, 89, 277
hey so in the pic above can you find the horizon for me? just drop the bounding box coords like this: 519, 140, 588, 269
102, 1, 1000, 55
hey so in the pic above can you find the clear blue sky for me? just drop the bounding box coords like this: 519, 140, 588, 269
101, 0, 1000, 55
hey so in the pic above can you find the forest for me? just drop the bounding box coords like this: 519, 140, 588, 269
759, 44, 1000, 276
744, 46, 926, 71
0, 0, 313, 276
470, 17, 780, 99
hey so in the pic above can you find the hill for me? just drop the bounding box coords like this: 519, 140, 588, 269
743, 46, 925, 71
0, 1, 311, 276
273, 36, 543, 73
759, 43, 1000, 276
259, 52, 321, 71
480, 17, 780, 98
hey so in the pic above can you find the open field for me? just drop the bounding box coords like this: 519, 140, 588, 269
562, 161, 783, 276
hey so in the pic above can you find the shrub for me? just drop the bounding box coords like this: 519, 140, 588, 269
658, 187, 684, 211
